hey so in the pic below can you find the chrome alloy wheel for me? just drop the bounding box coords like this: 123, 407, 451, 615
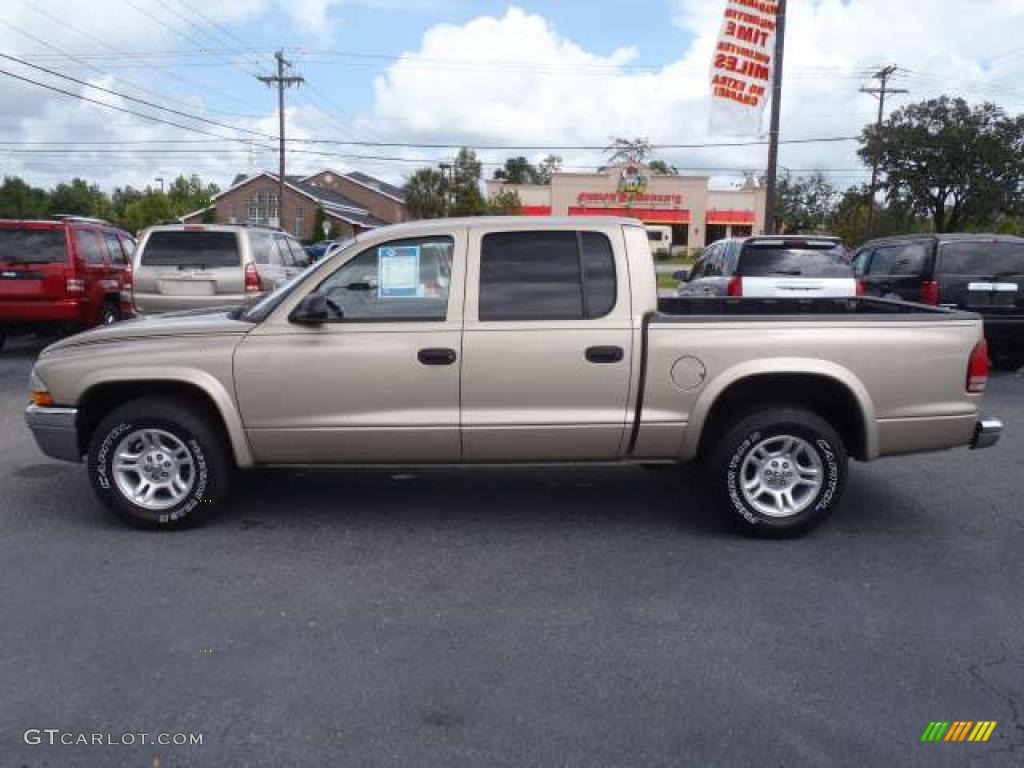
112, 429, 195, 510
739, 435, 824, 518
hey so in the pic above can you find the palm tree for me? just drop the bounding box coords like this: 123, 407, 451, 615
404, 168, 449, 219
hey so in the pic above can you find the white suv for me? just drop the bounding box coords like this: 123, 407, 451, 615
132, 224, 309, 314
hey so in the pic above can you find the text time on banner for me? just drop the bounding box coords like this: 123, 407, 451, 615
709, 0, 778, 136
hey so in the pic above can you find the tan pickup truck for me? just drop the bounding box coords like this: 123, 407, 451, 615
24, 217, 1002, 536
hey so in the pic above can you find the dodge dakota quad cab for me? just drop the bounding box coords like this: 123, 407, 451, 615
24, 217, 1003, 536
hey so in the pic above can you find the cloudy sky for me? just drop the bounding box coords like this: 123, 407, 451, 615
2, 0, 1023, 194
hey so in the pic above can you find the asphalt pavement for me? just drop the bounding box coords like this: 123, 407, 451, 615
1, 335, 1022, 767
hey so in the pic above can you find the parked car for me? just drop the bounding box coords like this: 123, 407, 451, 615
132, 224, 309, 315
25, 217, 1000, 536
0, 216, 135, 349
679, 236, 860, 298
853, 234, 1024, 371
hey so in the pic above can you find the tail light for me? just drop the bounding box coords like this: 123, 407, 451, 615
967, 340, 989, 393
121, 263, 134, 313
727, 276, 743, 297
855, 280, 866, 296
65, 274, 85, 294
921, 281, 940, 305
244, 263, 264, 293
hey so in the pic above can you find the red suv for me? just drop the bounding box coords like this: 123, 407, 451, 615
0, 216, 135, 349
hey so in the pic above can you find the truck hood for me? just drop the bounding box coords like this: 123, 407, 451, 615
40, 307, 254, 355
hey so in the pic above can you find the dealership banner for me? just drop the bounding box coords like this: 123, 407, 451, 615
708, 0, 779, 136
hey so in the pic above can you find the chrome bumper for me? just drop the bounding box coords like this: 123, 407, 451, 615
971, 416, 1003, 450
24, 404, 82, 463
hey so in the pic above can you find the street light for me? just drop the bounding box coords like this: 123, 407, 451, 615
154, 177, 164, 193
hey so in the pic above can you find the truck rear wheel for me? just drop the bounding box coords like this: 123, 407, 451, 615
87, 396, 232, 529
710, 407, 847, 537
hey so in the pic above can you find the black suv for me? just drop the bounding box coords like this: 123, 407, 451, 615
853, 234, 1024, 371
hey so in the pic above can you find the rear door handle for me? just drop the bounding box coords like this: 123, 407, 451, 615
417, 347, 457, 366
585, 346, 624, 364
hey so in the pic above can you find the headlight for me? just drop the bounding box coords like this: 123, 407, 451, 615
28, 368, 54, 407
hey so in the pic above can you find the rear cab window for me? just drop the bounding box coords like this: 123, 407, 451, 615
867, 242, 929, 276
141, 230, 241, 268
478, 230, 617, 321
738, 240, 852, 278
938, 241, 1024, 276
0, 227, 67, 264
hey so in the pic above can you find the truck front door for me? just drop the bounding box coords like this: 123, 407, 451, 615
461, 225, 635, 461
234, 229, 466, 463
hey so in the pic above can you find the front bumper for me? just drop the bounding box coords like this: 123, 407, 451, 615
24, 404, 82, 463
971, 416, 1003, 450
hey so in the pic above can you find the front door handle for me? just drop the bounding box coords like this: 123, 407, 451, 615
585, 346, 624, 364
418, 347, 457, 366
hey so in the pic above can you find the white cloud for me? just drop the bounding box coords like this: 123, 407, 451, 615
365, 2, 1024, 188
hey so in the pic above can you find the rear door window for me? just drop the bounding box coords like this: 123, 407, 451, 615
939, 242, 1024, 276
0, 228, 67, 264
478, 230, 617, 321
141, 231, 240, 267
868, 243, 928, 276
75, 229, 105, 265
739, 242, 852, 278
103, 232, 126, 264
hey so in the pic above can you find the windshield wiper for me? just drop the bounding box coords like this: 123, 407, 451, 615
768, 269, 803, 276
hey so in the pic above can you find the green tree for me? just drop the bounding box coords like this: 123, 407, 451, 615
605, 137, 653, 166
861, 97, 1024, 232
120, 191, 176, 233
50, 178, 112, 219
487, 190, 523, 215
0, 176, 50, 218
535, 154, 562, 185
648, 160, 679, 175
773, 171, 840, 233
494, 156, 538, 185
404, 167, 449, 219
451, 147, 487, 216
311, 206, 327, 240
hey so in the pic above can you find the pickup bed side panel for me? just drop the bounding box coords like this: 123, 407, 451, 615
636, 317, 983, 461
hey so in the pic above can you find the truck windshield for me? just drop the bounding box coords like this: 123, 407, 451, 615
738, 243, 851, 278
0, 228, 67, 264
940, 242, 1024, 275
236, 238, 356, 323
141, 230, 240, 267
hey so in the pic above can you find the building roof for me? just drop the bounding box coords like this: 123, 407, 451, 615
182, 170, 388, 226
300, 168, 406, 203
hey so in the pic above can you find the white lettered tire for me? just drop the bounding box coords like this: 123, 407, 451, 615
710, 407, 847, 537
87, 397, 232, 529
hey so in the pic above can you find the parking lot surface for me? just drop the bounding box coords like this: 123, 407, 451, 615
1, 336, 1022, 767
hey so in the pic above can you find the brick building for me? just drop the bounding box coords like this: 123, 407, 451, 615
183, 169, 407, 241
486, 163, 767, 250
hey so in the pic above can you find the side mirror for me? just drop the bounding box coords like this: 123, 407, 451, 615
673, 269, 691, 282
290, 293, 331, 325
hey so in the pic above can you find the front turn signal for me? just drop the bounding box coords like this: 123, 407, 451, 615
30, 391, 55, 407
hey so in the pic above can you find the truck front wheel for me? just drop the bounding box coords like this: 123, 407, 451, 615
710, 407, 847, 537
87, 396, 232, 529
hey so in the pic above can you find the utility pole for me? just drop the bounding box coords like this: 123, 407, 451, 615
763, 0, 787, 235
860, 65, 908, 236
258, 50, 303, 228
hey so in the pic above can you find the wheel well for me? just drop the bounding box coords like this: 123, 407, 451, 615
77, 381, 231, 458
697, 374, 868, 461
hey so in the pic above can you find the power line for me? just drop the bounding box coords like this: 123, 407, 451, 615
0, 65, 278, 148
0, 52, 276, 141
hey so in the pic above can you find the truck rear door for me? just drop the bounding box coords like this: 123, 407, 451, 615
935, 239, 1024, 312
460, 225, 634, 461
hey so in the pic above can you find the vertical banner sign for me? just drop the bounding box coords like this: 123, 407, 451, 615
709, 0, 778, 136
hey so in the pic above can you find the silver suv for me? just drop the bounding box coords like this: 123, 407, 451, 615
132, 224, 309, 314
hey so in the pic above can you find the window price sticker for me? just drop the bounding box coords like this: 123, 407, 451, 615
378, 245, 420, 298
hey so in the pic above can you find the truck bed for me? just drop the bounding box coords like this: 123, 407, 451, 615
656, 296, 975, 319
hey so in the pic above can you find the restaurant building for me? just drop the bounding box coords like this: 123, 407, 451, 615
486, 162, 767, 250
